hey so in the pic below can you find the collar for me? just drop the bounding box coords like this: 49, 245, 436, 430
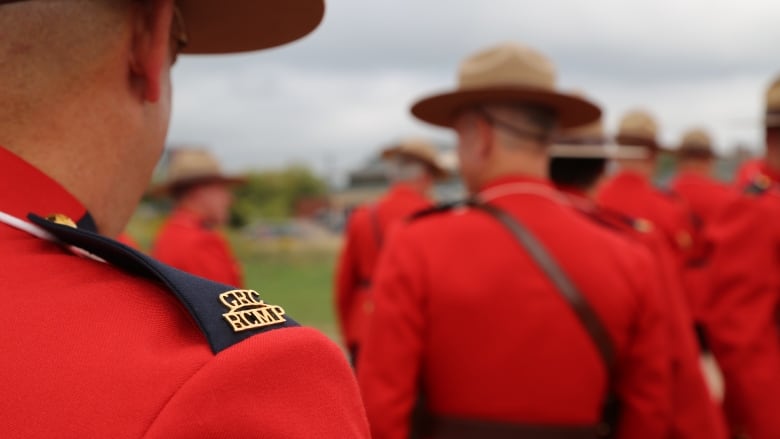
476, 175, 568, 205
387, 183, 429, 201
0, 147, 97, 232
609, 169, 651, 187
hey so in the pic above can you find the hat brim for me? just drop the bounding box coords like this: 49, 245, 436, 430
180, 0, 325, 54
411, 87, 601, 129
150, 175, 247, 197
550, 143, 650, 160
382, 147, 450, 180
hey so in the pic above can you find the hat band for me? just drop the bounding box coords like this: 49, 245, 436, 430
552, 136, 605, 146
615, 135, 657, 150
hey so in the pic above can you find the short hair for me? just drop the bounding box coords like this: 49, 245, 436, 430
549, 157, 607, 190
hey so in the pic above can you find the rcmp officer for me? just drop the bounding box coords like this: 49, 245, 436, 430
358, 42, 673, 439
550, 120, 729, 439
668, 129, 735, 323
703, 75, 780, 439
735, 75, 780, 190
335, 138, 447, 365
0, 1, 369, 437
152, 148, 246, 287
596, 111, 699, 270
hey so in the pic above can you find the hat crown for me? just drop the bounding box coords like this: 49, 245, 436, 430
618, 110, 658, 143
382, 138, 448, 178
680, 129, 712, 150
167, 148, 223, 184
457, 42, 557, 92
766, 76, 780, 113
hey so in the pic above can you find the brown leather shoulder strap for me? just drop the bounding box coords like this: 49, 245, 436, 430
468, 200, 616, 375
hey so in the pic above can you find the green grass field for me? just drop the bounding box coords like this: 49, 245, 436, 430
238, 247, 339, 339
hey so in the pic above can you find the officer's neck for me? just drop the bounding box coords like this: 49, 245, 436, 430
677, 160, 713, 178
615, 158, 656, 180
1, 112, 155, 238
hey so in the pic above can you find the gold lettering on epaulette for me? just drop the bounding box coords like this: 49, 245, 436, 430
219, 289, 287, 332
676, 231, 693, 250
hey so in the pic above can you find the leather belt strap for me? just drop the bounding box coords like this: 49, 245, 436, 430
429, 416, 602, 439
467, 200, 616, 374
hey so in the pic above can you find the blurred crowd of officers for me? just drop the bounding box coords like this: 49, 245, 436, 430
4, 0, 780, 437
336, 42, 780, 439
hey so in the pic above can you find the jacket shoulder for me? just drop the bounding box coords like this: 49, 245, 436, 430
30, 214, 297, 355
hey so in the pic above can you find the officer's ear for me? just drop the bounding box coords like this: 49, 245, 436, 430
474, 114, 496, 161
128, 0, 176, 103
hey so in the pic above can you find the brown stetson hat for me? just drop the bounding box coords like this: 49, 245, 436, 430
180, 0, 325, 54
551, 117, 650, 160
614, 109, 665, 153
676, 128, 716, 159
764, 75, 780, 127
411, 42, 600, 129
152, 148, 246, 196
381, 138, 449, 180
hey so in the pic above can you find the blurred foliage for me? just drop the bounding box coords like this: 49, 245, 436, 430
231, 165, 328, 225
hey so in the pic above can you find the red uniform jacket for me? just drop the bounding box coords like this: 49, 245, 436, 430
598, 170, 697, 268
153, 208, 244, 287
0, 147, 370, 438
734, 158, 780, 189
358, 177, 672, 439
566, 188, 728, 439
335, 183, 432, 350
706, 189, 780, 439
670, 172, 735, 322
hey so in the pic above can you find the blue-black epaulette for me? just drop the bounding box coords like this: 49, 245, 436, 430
29, 214, 298, 355
743, 174, 773, 196
407, 200, 470, 222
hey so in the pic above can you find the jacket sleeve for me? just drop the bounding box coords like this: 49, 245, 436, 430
143, 327, 370, 438
357, 226, 425, 439
614, 247, 673, 439
335, 210, 365, 346
706, 196, 780, 439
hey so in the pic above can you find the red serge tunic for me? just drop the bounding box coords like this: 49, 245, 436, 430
0, 147, 370, 438
734, 159, 780, 189
670, 172, 736, 323
565, 188, 728, 439
358, 176, 672, 439
335, 183, 432, 350
706, 187, 780, 439
152, 208, 244, 288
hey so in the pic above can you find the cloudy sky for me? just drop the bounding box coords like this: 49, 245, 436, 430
168, 0, 780, 180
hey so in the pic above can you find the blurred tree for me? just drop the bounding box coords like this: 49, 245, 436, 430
231, 165, 328, 226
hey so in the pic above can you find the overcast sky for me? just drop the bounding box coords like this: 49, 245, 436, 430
167, 0, 780, 179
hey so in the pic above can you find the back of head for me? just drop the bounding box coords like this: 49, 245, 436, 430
0, 0, 130, 129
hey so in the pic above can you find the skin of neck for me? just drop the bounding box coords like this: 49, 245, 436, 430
455, 110, 549, 195
0, 1, 175, 237
676, 159, 714, 177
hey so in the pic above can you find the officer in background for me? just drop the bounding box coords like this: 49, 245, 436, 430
152, 148, 245, 287
0, 1, 369, 437
703, 76, 780, 439
550, 119, 728, 439
335, 138, 446, 366
735, 75, 780, 190
358, 42, 672, 439
668, 129, 734, 325
597, 111, 698, 271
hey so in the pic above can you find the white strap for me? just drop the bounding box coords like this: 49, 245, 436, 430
0, 210, 57, 241
0, 210, 106, 263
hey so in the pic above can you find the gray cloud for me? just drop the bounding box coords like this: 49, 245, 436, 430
167, 0, 780, 175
